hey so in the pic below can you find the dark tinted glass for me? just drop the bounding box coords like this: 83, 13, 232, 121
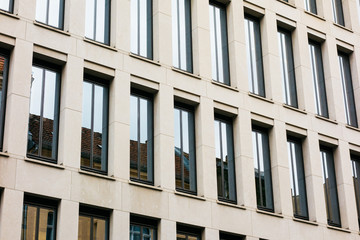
0, 54, 9, 151
332, 0, 345, 26
78, 214, 108, 240
130, 224, 157, 240
351, 155, 360, 228
305, 0, 317, 14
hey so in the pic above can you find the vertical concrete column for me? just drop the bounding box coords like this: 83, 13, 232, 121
269, 120, 292, 216
159, 219, 176, 240
203, 228, 219, 240
109, 71, 131, 179
153, 0, 172, 65
303, 130, 327, 223
58, 55, 83, 168
154, 84, 174, 189
110, 210, 129, 240
0, 189, 23, 240
3, 39, 33, 156
57, 200, 79, 240
191, 0, 212, 79
195, 96, 216, 199
334, 140, 358, 230
67, 0, 86, 37
116, 0, 131, 52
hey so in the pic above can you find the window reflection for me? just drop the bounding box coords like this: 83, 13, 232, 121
304, 0, 317, 14
351, 155, 360, 228
130, 224, 156, 240
0, 0, 13, 12
36, 0, 64, 29
78, 214, 108, 240
85, 0, 110, 45
0, 54, 9, 151
331, 0, 345, 26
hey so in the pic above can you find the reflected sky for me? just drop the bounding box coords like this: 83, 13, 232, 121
0, 0, 11, 11
35, 0, 62, 28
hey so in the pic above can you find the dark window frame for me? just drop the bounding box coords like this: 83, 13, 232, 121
219, 231, 245, 240
332, 0, 345, 26
304, 0, 317, 14
0, 50, 9, 152
177, 223, 202, 240
0, 0, 14, 13
130, 214, 158, 240
79, 204, 110, 240
85, 0, 111, 45
35, 0, 65, 30
351, 153, 360, 228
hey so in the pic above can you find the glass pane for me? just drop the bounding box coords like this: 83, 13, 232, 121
95, 0, 106, 43
85, 0, 95, 40
81, 82, 93, 168
332, 0, 345, 25
78, 216, 91, 240
130, 0, 139, 54
35, 0, 47, 24
48, 0, 62, 28
215, 120, 223, 198
0, 55, 7, 149
93, 85, 104, 170
130, 95, 139, 178
139, 97, 153, 181
130, 225, 141, 240
93, 217, 107, 240
38, 208, 55, 240
176, 233, 187, 240
21, 205, 38, 240
0, 0, 11, 12
174, 108, 182, 189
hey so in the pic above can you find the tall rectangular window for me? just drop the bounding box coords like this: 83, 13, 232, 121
304, 0, 317, 14
85, 0, 110, 45
81, 79, 109, 173
287, 137, 308, 219
209, 2, 230, 85
172, 0, 192, 73
252, 127, 273, 211
28, 64, 61, 162
320, 147, 341, 227
130, 91, 154, 184
332, 0, 345, 26
35, 0, 64, 29
245, 15, 265, 97
309, 41, 328, 118
0, 0, 13, 12
351, 154, 360, 228
21, 195, 58, 240
130, 215, 157, 240
0, 53, 9, 152
214, 116, 236, 203
78, 205, 110, 240
278, 28, 298, 108
131, 0, 153, 59
174, 105, 196, 194
338, 52, 358, 127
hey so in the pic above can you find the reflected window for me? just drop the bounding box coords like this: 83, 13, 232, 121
0, 0, 13, 12
78, 205, 109, 240
209, 2, 230, 85
172, 0, 192, 73
320, 147, 341, 227
332, 0, 345, 26
278, 28, 298, 108
252, 127, 273, 211
309, 41, 328, 118
81, 79, 109, 173
174, 104, 196, 194
304, 0, 317, 14
338, 52, 358, 127
245, 15, 265, 97
287, 137, 308, 219
85, 0, 110, 45
177, 224, 201, 240
35, 0, 64, 29
28, 64, 61, 162
130, 215, 157, 240
214, 116, 236, 203
21, 195, 57, 240
130, 0, 153, 59
0, 53, 9, 152
351, 154, 360, 228
130, 91, 154, 184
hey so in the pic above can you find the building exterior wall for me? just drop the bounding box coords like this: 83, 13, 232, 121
0, 0, 359, 239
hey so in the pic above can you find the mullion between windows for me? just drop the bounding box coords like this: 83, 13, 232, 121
45, 0, 50, 25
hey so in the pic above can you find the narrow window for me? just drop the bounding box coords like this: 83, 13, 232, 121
214, 116, 236, 203
35, 0, 65, 29
28, 63, 61, 162
130, 91, 154, 184
177, 224, 201, 240
81, 78, 109, 173
220, 231, 244, 240
78, 205, 110, 240
287, 137, 308, 219
174, 104, 196, 194
130, 215, 158, 240
304, 0, 317, 14
309, 41, 328, 118
332, 0, 345, 26
278, 28, 298, 108
21, 195, 58, 240
0, 0, 13, 12
172, 0, 193, 73
252, 127, 273, 211
85, 0, 110, 45
130, 0, 153, 59
320, 147, 341, 227
0, 53, 9, 152
351, 154, 360, 228
338, 52, 358, 127
209, 2, 230, 85
245, 15, 265, 97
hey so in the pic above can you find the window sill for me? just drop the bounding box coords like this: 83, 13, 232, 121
175, 191, 206, 201
304, 10, 325, 21
128, 180, 163, 191
256, 209, 283, 218
0, 9, 19, 19
283, 104, 307, 114
293, 217, 318, 226
129, 53, 160, 66
0, 151, 9, 157
346, 124, 360, 132
333, 23, 353, 33
33, 21, 70, 36
211, 81, 239, 92
171, 67, 201, 80
248, 92, 274, 104
79, 169, 115, 181
327, 225, 351, 233
315, 115, 337, 125
276, 0, 296, 8
83, 38, 117, 52
216, 200, 246, 210
24, 157, 65, 170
